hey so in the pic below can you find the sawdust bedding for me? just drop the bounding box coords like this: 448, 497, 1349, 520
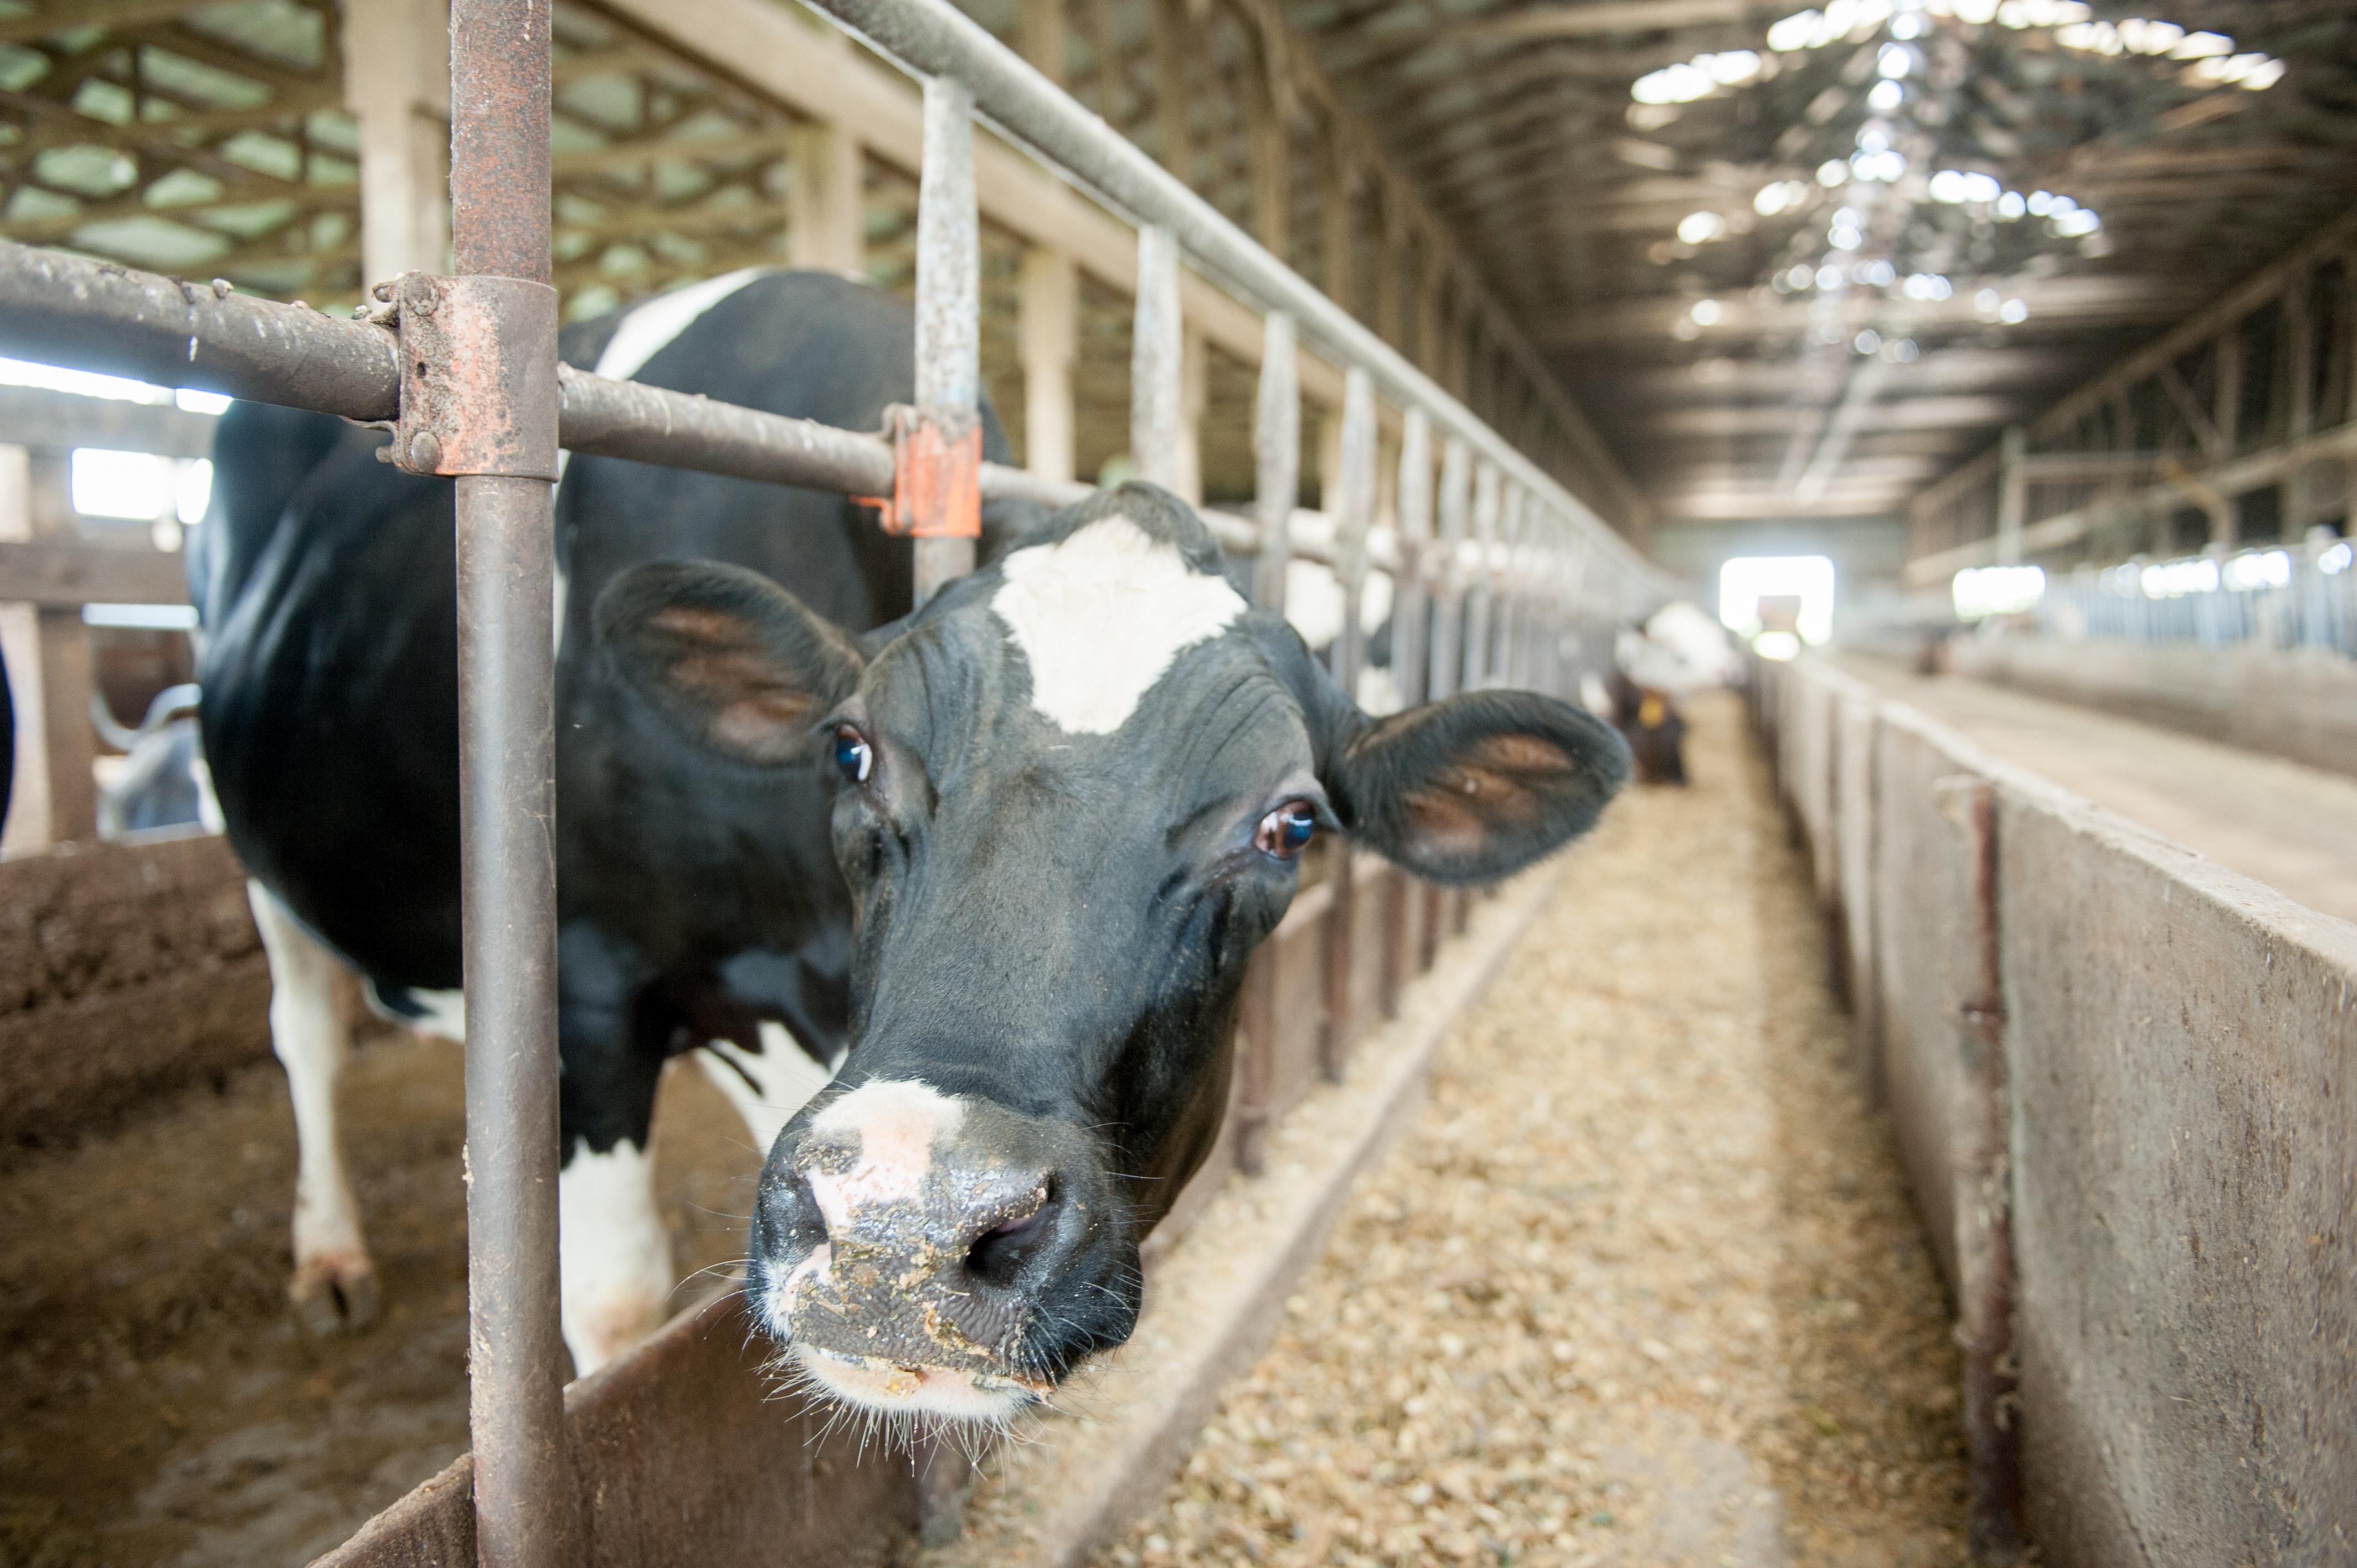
1094, 693, 1970, 1568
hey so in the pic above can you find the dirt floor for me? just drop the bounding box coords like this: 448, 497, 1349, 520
1839, 652, 2357, 925
0, 1035, 762, 1567
1088, 693, 1971, 1568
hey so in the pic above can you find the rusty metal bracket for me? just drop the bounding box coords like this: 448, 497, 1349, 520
385, 272, 560, 481
878, 402, 982, 539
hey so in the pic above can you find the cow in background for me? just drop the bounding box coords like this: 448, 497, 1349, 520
1594, 601, 1742, 786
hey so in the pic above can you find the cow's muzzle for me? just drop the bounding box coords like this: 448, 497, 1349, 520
750, 1079, 1124, 1422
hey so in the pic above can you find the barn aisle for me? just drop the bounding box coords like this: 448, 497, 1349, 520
1088, 695, 1968, 1568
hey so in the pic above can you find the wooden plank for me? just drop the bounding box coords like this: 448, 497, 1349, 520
0, 539, 189, 607
0, 385, 219, 458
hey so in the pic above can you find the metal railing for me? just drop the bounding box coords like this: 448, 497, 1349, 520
2032, 536, 2357, 656
0, 0, 1670, 1560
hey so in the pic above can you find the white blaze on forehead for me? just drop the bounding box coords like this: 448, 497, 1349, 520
992, 515, 1247, 735
806, 1079, 969, 1226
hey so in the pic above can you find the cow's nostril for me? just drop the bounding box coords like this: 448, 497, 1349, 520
761, 1169, 830, 1257
965, 1183, 1057, 1289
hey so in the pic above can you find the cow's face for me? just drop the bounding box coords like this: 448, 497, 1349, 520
598, 484, 1629, 1425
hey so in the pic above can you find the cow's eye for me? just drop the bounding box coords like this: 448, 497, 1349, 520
1255, 801, 1318, 860
832, 725, 873, 785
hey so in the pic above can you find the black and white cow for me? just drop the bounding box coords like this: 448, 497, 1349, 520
200, 267, 1631, 1406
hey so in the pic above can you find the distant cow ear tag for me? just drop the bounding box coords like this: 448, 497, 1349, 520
878, 403, 982, 540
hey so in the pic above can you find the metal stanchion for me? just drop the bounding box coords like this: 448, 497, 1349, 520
1320, 368, 1376, 1082
444, 2, 572, 1565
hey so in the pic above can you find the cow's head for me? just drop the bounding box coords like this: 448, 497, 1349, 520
597, 483, 1628, 1425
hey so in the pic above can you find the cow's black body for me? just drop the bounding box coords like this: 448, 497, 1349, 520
195, 271, 1016, 1156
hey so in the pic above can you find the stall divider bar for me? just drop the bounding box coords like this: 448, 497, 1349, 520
445, 2, 573, 1564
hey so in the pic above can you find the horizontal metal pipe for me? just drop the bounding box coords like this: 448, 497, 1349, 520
0, 244, 1496, 592
558, 366, 897, 496
795, 0, 1669, 597
0, 240, 402, 421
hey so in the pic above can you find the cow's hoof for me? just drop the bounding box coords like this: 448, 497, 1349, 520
290, 1254, 380, 1334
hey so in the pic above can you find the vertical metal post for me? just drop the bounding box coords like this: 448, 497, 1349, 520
1430, 439, 1469, 706
1422, 436, 1469, 964
912, 70, 982, 1543
913, 75, 979, 606
1235, 309, 1298, 1178
1385, 408, 1432, 993
447, 3, 571, 1566
1320, 368, 1376, 1082
1133, 224, 1183, 489
1393, 410, 1432, 710
1253, 312, 1298, 612
1494, 486, 1524, 687
1464, 461, 1499, 691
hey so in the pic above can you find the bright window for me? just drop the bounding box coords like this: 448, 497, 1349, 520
1720, 555, 1836, 645
70, 450, 213, 523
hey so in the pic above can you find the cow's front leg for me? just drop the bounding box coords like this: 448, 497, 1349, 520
248, 881, 378, 1332
557, 923, 672, 1378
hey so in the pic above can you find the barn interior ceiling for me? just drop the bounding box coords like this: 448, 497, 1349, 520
2, 0, 2354, 537
1279, 0, 2357, 523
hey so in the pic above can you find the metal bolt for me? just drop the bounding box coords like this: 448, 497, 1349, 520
407, 278, 438, 314
409, 431, 442, 471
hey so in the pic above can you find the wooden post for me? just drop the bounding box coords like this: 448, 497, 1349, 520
1416, 229, 1445, 377
0, 443, 50, 856
1083, 0, 1121, 116
1376, 185, 1408, 349
343, 0, 450, 283
1321, 129, 1355, 318
1177, 324, 1208, 504
2286, 278, 2316, 537
1019, 0, 1067, 86
1249, 71, 1289, 265
17, 453, 96, 846
787, 118, 866, 276
1018, 246, 1078, 486
1151, 0, 1192, 184
1995, 426, 2025, 565
2212, 324, 2242, 547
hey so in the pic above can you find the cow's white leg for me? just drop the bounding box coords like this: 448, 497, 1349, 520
248, 880, 378, 1332
695, 1022, 837, 1160
559, 1136, 672, 1378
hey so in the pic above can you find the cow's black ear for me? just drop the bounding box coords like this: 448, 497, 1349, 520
1324, 690, 1630, 885
595, 561, 864, 765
